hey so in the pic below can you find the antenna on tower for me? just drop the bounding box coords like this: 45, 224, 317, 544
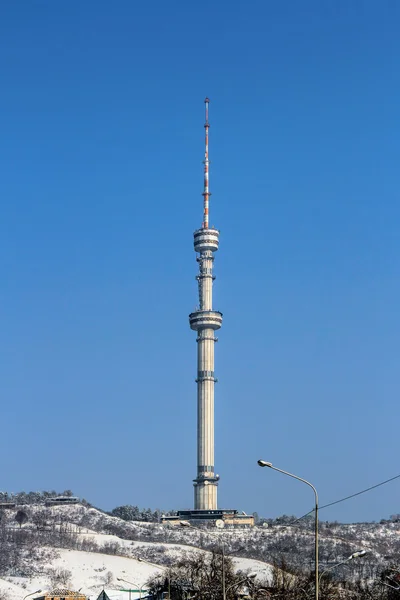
202, 97, 211, 229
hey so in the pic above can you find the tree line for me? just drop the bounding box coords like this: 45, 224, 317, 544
0, 489, 76, 504
146, 550, 400, 600
110, 504, 176, 522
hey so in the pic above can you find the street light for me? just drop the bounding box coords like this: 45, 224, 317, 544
23, 592, 42, 600
117, 577, 146, 600
137, 565, 172, 599
257, 459, 319, 600
319, 550, 368, 583
179, 520, 228, 600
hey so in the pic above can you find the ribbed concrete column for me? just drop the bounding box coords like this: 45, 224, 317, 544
189, 229, 222, 511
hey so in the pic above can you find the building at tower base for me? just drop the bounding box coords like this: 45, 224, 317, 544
162, 509, 255, 527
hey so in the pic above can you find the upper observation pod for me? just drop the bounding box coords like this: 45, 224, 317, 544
194, 227, 220, 253
189, 309, 223, 331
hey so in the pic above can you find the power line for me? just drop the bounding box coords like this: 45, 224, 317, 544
292, 472, 400, 524
321, 473, 400, 510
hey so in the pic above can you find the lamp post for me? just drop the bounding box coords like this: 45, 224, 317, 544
179, 520, 227, 600
23, 592, 42, 600
179, 521, 250, 600
319, 550, 367, 583
257, 459, 319, 600
117, 577, 145, 600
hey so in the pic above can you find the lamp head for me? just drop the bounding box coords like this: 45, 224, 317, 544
351, 550, 367, 559
257, 460, 273, 468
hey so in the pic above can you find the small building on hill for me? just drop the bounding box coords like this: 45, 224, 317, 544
162, 508, 254, 527
45, 496, 80, 507
35, 590, 87, 600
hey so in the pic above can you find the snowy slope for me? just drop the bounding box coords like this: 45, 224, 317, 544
3, 549, 163, 600
2, 500, 394, 598
0, 577, 25, 600
0, 540, 272, 599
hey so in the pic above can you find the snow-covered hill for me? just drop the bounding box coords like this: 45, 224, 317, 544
0, 504, 273, 599
0, 545, 273, 600
1, 502, 399, 598
2, 548, 162, 600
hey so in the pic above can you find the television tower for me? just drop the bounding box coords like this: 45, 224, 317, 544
189, 98, 223, 511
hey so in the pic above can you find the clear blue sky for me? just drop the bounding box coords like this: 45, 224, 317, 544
1, 1, 399, 523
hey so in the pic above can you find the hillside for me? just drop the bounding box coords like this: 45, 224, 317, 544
0, 503, 273, 599
0, 502, 399, 598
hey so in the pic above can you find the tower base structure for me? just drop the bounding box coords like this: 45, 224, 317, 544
162, 509, 255, 528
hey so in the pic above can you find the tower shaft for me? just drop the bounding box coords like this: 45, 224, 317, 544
189, 99, 222, 511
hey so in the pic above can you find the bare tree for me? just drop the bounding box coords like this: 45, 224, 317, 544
103, 570, 114, 586
15, 510, 28, 529
147, 550, 260, 600
48, 567, 72, 589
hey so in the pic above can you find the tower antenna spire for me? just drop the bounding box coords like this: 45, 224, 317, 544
202, 97, 210, 229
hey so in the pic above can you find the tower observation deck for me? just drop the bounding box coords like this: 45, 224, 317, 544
188, 98, 222, 511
